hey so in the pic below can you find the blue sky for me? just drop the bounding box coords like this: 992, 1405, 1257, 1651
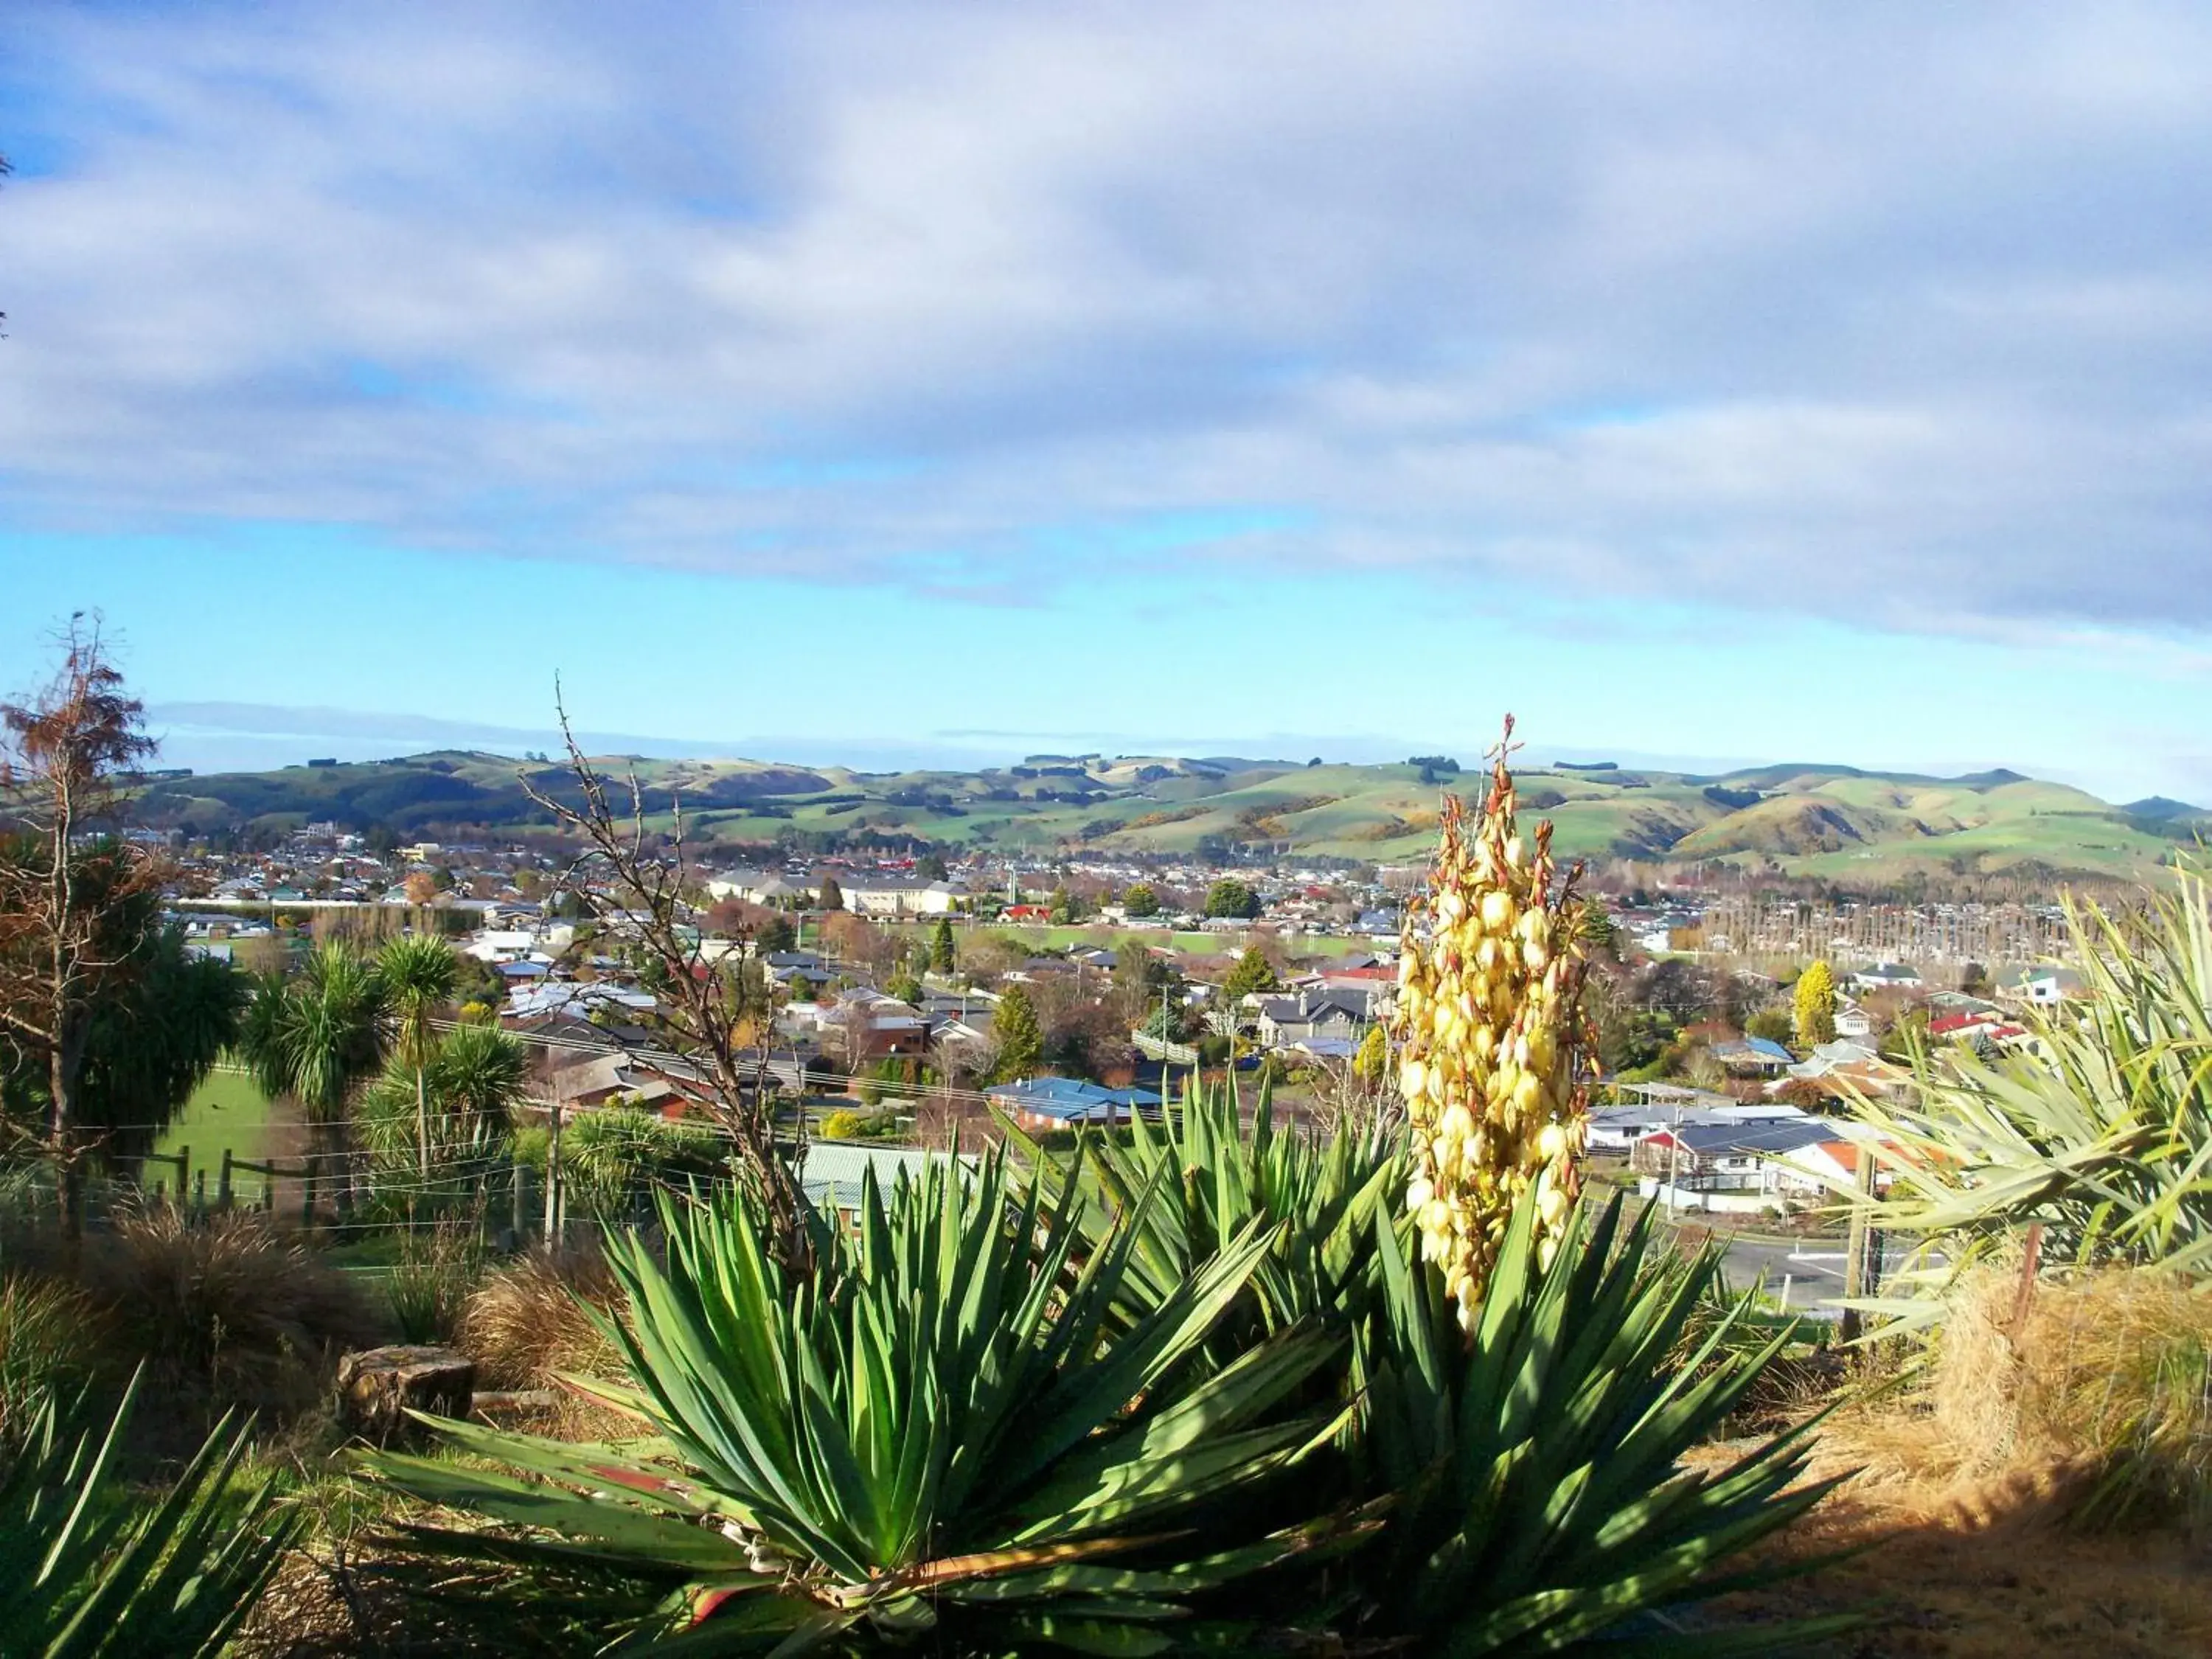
3, 2, 2210, 798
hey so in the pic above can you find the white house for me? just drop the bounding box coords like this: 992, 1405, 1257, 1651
1851, 962, 1924, 993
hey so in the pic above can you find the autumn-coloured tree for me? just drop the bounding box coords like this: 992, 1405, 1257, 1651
403, 870, 439, 907
0, 619, 165, 1214
1793, 960, 1838, 1048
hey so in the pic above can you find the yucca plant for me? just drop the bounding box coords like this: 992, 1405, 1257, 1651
1848, 869, 2212, 1279
369, 1151, 1363, 1652
0, 1372, 295, 1659
1344, 1190, 1852, 1653
998, 1072, 1402, 1357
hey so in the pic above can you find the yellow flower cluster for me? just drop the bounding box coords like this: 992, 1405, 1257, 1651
1393, 733, 1593, 1326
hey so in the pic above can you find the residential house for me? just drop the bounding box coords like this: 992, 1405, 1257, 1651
821, 988, 931, 1067
1629, 1119, 1839, 1214
552, 1051, 713, 1117
1251, 989, 1372, 1050
986, 1077, 1164, 1131
706, 869, 806, 907
1585, 1086, 1808, 1152
1784, 1038, 1899, 1099
801, 1142, 972, 1227
1994, 964, 2087, 1008
1709, 1036, 1795, 1079
1851, 962, 1925, 993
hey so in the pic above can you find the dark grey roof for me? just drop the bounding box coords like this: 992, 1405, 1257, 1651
1662, 1120, 1836, 1157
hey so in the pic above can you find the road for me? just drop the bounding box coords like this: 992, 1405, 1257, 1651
1676, 1225, 1938, 1320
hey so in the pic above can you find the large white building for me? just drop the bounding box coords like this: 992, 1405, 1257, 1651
841, 877, 967, 917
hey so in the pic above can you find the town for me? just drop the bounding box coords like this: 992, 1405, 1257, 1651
143, 796, 2087, 1235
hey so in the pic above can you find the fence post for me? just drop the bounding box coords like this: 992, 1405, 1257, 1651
1839, 1152, 1878, 1343
193, 1168, 207, 1218
177, 1145, 190, 1208
219, 1149, 234, 1211
544, 1102, 563, 1246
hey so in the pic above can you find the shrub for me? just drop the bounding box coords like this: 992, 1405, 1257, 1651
372, 1155, 1352, 1651
0, 1373, 295, 1658
1851, 869, 2212, 1279
0, 1272, 102, 1450
818, 1109, 897, 1141
385, 1224, 487, 1346
457, 1244, 624, 1391
557, 1110, 726, 1217
80, 1208, 376, 1419
1342, 1194, 1850, 1650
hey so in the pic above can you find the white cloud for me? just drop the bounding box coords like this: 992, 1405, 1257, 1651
4, 0, 2212, 634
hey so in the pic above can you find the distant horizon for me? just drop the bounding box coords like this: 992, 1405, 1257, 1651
132, 698, 2182, 808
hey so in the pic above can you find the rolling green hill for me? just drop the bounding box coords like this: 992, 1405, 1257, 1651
120, 749, 2199, 880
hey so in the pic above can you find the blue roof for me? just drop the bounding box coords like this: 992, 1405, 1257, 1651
1742, 1036, 1795, 1062
987, 1077, 1164, 1123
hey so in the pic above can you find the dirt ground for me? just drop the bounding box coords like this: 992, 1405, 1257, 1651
1696, 1439, 2212, 1658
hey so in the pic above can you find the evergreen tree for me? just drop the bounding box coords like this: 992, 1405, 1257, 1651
929, 917, 956, 974
990, 984, 1045, 1081
884, 970, 925, 1006
1121, 882, 1161, 917
917, 852, 949, 881
1223, 949, 1279, 999
1793, 961, 1838, 1048
1047, 885, 1081, 924
1203, 878, 1262, 919
817, 874, 845, 912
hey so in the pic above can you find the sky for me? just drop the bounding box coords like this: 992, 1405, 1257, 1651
2, 2, 2210, 799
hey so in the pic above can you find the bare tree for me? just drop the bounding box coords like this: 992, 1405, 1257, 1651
519, 697, 813, 1271
0, 617, 164, 1220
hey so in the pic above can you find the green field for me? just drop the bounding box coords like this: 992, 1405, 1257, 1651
153, 1071, 285, 1203
885, 922, 1378, 959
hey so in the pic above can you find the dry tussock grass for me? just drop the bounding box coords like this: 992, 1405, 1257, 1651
456, 1242, 625, 1390
83, 1206, 381, 1419
1913, 1265, 2212, 1527
1700, 1267, 2212, 1657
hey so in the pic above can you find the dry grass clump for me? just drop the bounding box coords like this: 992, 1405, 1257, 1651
456, 1242, 624, 1391
80, 1206, 379, 1419
1924, 1266, 2212, 1529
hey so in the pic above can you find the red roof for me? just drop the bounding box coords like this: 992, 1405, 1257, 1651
1927, 1012, 1993, 1036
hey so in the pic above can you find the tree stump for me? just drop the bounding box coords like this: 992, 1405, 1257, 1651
335, 1345, 476, 1447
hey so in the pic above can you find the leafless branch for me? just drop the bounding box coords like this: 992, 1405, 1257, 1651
518, 687, 813, 1272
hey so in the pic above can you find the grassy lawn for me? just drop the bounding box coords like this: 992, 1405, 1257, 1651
154, 1070, 284, 1203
